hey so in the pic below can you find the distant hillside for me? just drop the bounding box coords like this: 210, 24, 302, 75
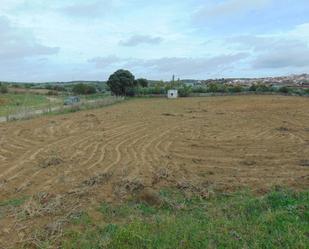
0, 81, 106, 86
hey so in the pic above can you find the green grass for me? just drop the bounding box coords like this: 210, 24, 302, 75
0, 196, 28, 219
81, 93, 110, 100
57, 189, 309, 249
0, 93, 50, 116
0, 196, 28, 207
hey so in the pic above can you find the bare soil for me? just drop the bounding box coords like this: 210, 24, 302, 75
0, 96, 308, 247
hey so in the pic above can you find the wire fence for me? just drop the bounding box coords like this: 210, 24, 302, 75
1, 96, 125, 122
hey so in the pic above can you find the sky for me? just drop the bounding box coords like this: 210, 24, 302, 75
0, 0, 309, 82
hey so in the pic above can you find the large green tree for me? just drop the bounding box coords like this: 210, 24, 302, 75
107, 69, 135, 96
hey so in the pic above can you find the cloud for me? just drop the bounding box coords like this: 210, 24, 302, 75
128, 53, 248, 74
227, 34, 309, 69
0, 16, 59, 60
119, 35, 163, 46
252, 41, 309, 69
88, 53, 248, 79
0, 15, 59, 81
88, 55, 121, 68
194, 0, 270, 21
60, 1, 115, 18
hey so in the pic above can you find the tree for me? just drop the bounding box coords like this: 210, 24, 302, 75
278, 86, 290, 94
178, 85, 192, 97
107, 69, 135, 96
135, 78, 148, 88
72, 83, 96, 95
0, 84, 8, 94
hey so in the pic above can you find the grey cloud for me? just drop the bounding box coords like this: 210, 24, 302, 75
252, 45, 309, 69
87, 53, 248, 79
118, 53, 249, 79
60, 1, 112, 18
193, 0, 270, 23
0, 16, 59, 60
227, 35, 305, 52
88, 55, 121, 68
88, 53, 248, 76
128, 54, 248, 74
119, 35, 163, 47
227, 35, 309, 69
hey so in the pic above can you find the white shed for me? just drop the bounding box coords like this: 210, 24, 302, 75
167, 89, 178, 99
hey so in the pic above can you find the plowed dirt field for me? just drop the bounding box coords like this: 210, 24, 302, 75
0, 96, 308, 247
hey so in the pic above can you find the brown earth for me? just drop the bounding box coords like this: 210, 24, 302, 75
8, 87, 51, 95
0, 96, 309, 247
0, 97, 8, 106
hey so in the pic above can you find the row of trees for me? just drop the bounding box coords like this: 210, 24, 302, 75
106, 70, 309, 97
65, 70, 148, 96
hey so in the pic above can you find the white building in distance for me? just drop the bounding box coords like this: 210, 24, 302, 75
167, 89, 178, 99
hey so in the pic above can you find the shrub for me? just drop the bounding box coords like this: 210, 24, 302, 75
227, 85, 243, 93
0, 85, 8, 94
178, 85, 192, 97
137, 87, 166, 95
278, 86, 290, 94
47, 90, 59, 96
135, 78, 149, 88
126, 87, 139, 97
256, 84, 273, 92
192, 86, 208, 93
206, 83, 227, 93
249, 84, 257, 92
45, 85, 66, 92
72, 84, 96, 95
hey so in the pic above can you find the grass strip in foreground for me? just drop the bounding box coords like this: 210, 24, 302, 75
46, 189, 309, 249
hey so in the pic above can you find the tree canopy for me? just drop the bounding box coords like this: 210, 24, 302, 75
107, 69, 136, 96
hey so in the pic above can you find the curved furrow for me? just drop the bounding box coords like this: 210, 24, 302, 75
0, 132, 81, 180
68, 133, 103, 161
69, 122, 141, 159
132, 128, 173, 180
12, 128, 42, 146
35, 124, 148, 192
0, 147, 14, 160
126, 132, 151, 163
142, 128, 174, 165
3, 139, 28, 151
0, 147, 43, 180
92, 126, 150, 175
86, 123, 147, 170
3, 134, 33, 150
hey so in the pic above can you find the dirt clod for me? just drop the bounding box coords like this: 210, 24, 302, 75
136, 188, 163, 207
